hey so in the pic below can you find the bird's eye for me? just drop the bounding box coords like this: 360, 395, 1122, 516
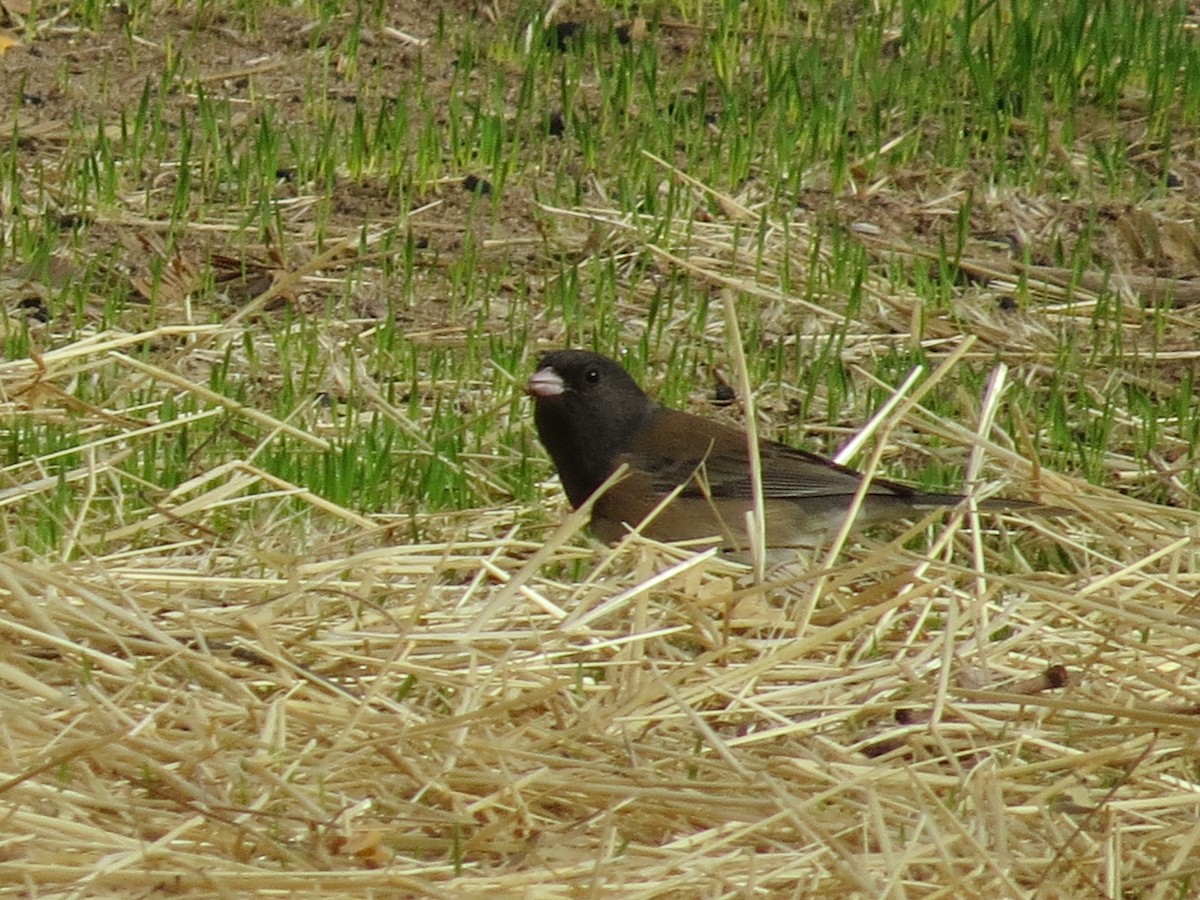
584, 366, 601, 384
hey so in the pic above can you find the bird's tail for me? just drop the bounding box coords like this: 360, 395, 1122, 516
915, 493, 1072, 517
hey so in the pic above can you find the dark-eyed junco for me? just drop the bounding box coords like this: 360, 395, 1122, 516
528, 349, 1054, 549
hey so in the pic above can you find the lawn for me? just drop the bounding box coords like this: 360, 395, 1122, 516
2, 0, 1200, 895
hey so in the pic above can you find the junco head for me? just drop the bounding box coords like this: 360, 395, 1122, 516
527, 349, 1051, 549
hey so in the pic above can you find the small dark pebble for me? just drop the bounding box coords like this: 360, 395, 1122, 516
17, 297, 50, 322
462, 174, 492, 195
1044, 664, 1070, 689
861, 737, 907, 759
55, 213, 88, 229
713, 383, 736, 405
550, 21, 584, 50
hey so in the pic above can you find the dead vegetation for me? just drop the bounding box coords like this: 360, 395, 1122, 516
3, 2, 1200, 898
4, 179, 1200, 895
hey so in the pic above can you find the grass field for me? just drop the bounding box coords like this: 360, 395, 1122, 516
3, 0, 1200, 895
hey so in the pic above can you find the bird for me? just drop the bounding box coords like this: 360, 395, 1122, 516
527, 349, 1054, 550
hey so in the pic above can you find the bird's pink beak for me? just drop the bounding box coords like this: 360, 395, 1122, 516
527, 367, 565, 398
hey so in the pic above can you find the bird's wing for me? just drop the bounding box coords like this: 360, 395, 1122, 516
623, 409, 922, 501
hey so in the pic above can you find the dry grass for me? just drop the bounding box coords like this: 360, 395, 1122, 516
3, 185, 1200, 899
